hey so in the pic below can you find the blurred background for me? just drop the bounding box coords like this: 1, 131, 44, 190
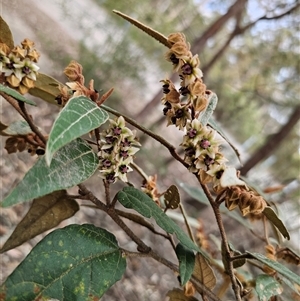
1, 0, 299, 300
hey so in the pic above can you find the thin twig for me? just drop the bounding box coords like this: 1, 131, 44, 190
108, 208, 151, 253
215, 190, 226, 205
115, 209, 171, 240
81, 203, 175, 243
179, 203, 195, 243
78, 184, 107, 211
78, 183, 151, 253
120, 249, 153, 258
1, 91, 26, 119
198, 180, 242, 301
18, 102, 47, 146
103, 179, 111, 206
230, 253, 252, 262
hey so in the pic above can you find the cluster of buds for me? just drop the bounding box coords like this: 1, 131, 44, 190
161, 33, 230, 189
181, 118, 226, 186
224, 185, 267, 216
161, 33, 272, 221
56, 60, 99, 106
0, 39, 40, 94
161, 33, 208, 130
98, 116, 140, 183
162, 33, 251, 196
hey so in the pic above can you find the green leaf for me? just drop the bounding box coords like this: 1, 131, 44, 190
1, 138, 99, 207
199, 92, 218, 126
0, 224, 126, 301
0, 120, 32, 136
263, 206, 290, 240
117, 187, 201, 253
28, 73, 63, 105
255, 274, 283, 301
46, 96, 108, 165
208, 117, 241, 164
247, 252, 300, 285
175, 243, 195, 286
1, 191, 79, 253
0, 84, 36, 106
0, 16, 14, 49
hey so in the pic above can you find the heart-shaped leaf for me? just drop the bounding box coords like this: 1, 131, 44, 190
164, 184, 180, 209
28, 73, 64, 105
46, 96, 108, 165
1, 138, 99, 207
176, 243, 195, 286
0, 224, 126, 301
1, 190, 79, 253
117, 187, 201, 253
0, 84, 36, 105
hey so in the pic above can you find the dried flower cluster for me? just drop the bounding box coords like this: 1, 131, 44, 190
98, 116, 140, 183
4, 132, 45, 156
56, 60, 99, 106
225, 185, 267, 216
0, 39, 40, 94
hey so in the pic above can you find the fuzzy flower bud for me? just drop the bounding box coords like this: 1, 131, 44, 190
98, 116, 140, 183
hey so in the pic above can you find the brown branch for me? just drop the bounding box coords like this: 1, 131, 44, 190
1, 91, 47, 147
198, 180, 242, 301
78, 184, 151, 252
149, 250, 222, 301
18, 102, 47, 147
115, 209, 171, 240
0, 91, 26, 119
